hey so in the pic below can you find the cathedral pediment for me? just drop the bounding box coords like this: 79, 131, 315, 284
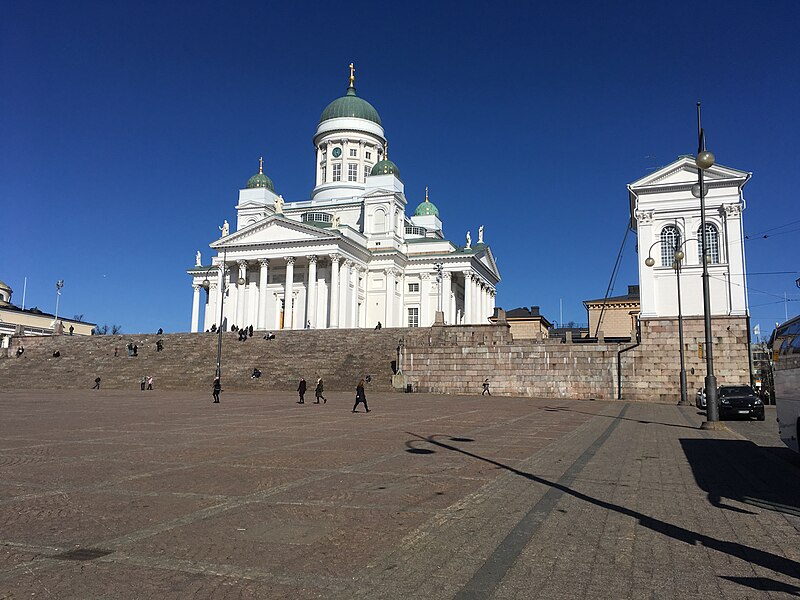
630, 156, 750, 190
473, 245, 501, 280
210, 216, 335, 248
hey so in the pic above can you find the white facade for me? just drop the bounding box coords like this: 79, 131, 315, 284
629, 156, 751, 319
187, 74, 500, 332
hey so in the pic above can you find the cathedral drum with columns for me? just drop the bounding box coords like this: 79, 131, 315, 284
187, 66, 500, 332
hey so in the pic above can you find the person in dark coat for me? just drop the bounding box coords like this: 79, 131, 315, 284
92, 377, 101, 389
314, 377, 326, 404
297, 378, 307, 404
352, 378, 370, 413
212, 376, 221, 403
482, 378, 491, 396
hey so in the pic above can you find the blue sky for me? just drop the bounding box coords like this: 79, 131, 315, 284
2, 0, 798, 336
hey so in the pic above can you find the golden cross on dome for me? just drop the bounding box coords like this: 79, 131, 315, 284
258, 156, 264, 174
349, 63, 355, 86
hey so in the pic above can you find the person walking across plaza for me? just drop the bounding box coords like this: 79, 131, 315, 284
352, 378, 370, 413
314, 377, 326, 404
140, 376, 146, 391
212, 376, 221, 403
297, 377, 306, 404
146, 375, 154, 390
92, 377, 101, 389
482, 378, 491, 396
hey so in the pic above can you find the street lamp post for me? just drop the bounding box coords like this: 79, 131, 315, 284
201, 249, 244, 383
645, 238, 695, 405
434, 263, 444, 315
54, 280, 64, 325
693, 102, 720, 426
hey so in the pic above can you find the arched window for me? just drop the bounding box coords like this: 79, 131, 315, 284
698, 223, 720, 264
373, 208, 386, 233
660, 225, 681, 266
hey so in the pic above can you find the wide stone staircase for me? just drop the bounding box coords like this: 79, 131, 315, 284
0, 328, 426, 393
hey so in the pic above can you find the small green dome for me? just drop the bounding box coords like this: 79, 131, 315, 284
246, 157, 275, 191
413, 187, 439, 217
320, 85, 382, 126
370, 158, 400, 177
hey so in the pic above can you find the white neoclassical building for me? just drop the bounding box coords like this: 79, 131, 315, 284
187, 67, 500, 332
629, 155, 751, 320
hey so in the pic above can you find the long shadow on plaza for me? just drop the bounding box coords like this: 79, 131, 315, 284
680, 438, 800, 518
543, 405, 700, 431
404, 432, 800, 584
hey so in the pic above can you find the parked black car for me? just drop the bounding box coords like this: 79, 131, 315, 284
717, 385, 765, 421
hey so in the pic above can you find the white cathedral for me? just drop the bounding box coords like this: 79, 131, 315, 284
188, 67, 500, 332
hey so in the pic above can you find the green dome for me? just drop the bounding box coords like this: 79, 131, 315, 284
320, 85, 382, 126
370, 158, 400, 177
245, 158, 275, 191
414, 187, 439, 217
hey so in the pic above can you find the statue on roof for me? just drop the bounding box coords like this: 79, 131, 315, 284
219, 220, 229, 238
465, 231, 472, 249
332, 214, 341, 228
478, 225, 484, 244
195, 250, 202, 267
274, 195, 284, 214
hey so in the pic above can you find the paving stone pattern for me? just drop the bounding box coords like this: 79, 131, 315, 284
0, 391, 797, 599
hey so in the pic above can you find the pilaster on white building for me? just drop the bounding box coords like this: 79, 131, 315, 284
629, 156, 751, 320
187, 66, 500, 332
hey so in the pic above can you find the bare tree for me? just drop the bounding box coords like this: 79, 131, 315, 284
73, 314, 85, 322
111, 324, 122, 335
93, 324, 110, 336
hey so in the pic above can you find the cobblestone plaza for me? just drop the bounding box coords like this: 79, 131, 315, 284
1, 391, 798, 599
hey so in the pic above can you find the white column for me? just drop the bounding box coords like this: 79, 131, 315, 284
329, 254, 340, 328
274, 293, 281, 329
204, 282, 216, 331
358, 266, 367, 328
306, 255, 318, 328
191, 284, 201, 333
420, 273, 431, 326
283, 257, 295, 329
396, 271, 405, 326
217, 264, 226, 329
359, 140, 366, 182
324, 142, 332, 183
442, 272, 452, 324
385, 268, 396, 327
463, 272, 474, 324
316, 146, 323, 186
489, 289, 496, 317
235, 260, 247, 328
257, 259, 269, 330
350, 263, 359, 327
339, 260, 351, 328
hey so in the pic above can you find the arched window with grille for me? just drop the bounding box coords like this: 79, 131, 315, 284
660, 225, 681, 266
698, 223, 720, 264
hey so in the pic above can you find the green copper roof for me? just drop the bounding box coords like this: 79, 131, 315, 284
245, 158, 275, 191
320, 85, 382, 126
370, 158, 400, 177
413, 187, 440, 217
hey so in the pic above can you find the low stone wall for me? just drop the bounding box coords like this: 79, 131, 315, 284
401, 324, 624, 400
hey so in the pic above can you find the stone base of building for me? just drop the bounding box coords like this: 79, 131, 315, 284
619, 316, 751, 403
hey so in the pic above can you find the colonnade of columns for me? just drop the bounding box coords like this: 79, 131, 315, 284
191, 254, 369, 332
191, 260, 497, 332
